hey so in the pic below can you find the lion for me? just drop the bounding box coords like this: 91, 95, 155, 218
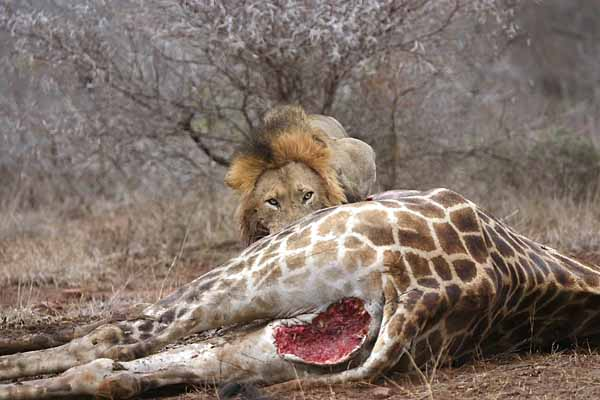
225, 105, 376, 245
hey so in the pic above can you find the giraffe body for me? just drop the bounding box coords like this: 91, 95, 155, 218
1, 188, 600, 399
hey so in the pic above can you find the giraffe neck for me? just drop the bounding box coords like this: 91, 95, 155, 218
140, 203, 387, 340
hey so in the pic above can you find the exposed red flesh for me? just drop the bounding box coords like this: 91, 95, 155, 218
274, 298, 371, 365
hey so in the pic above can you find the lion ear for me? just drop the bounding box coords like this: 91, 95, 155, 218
225, 155, 269, 195
308, 114, 376, 203
307, 115, 348, 139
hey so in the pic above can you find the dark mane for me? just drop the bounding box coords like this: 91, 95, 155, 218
236, 105, 310, 162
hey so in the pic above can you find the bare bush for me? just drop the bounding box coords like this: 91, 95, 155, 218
0, 0, 529, 211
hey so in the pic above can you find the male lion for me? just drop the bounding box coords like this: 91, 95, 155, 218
226, 105, 376, 245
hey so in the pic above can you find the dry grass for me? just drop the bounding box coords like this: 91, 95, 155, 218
484, 189, 600, 255
0, 190, 242, 330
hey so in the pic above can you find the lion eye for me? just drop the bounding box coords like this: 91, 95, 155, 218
303, 191, 314, 202
266, 198, 280, 207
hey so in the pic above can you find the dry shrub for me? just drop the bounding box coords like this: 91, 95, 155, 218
484, 188, 600, 255
481, 129, 600, 200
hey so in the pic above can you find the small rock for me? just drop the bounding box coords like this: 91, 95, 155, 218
372, 386, 392, 398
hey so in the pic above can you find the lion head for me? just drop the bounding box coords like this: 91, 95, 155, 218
226, 105, 376, 245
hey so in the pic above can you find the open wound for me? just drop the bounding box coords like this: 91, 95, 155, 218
273, 298, 371, 365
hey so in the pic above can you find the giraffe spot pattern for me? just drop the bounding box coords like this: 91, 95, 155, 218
505, 284, 524, 311
496, 225, 522, 251
176, 308, 188, 319
554, 254, 600, 287
353, 210, 396, 246
342, 237, 377, 269
487, 227, 515, 257
529, 252, 550, 275
445, 284, 462, 306
318, 211, 351, 236
533, 283, 560, 313
388, 314, 405, 338
286, 253, 306, 270
159, 309, 176, 324
138, 321, 154, 332
429, 189, 468, 208
383, 250, 412, 291
422, 292, 441, 312
243, 255, 259, 270
406, 253, 432, 278
252, 262, 283, 290
286, 227, 312, 251
403, 320, 417, 338
418, 278, 440, 288
464, 235, 488, 264
403, 289, 425, 313
450, 207, 480, 233
513, 260, 526, 285
394, 211, 437, 252
185, 291, 201, 303
434, 222, 467, 255
452, 260, 477, 282
376, 199, 404, 208
248, 237, 270, 254
478, 211, 491, 223
405, 202, 446, 219
432, 256, 453, 281
491, 252, 509, 276
344, 236, 364, 250
517, 257, 538, 288
229, 278, 247, 297
312, 240, 338, 265
547, 259, 575, 287
195, 280, 215, 293
413, 339, 434, 365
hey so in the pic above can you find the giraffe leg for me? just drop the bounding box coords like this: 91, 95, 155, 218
0, 303, 152, 356
0, 320, 105, 356
0, 318, 174, 380
0, 321, 309, 399
0, 359, 118, 400
0, 298, 382, 399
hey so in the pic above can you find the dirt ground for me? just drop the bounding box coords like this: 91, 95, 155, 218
1, 205, 600, 400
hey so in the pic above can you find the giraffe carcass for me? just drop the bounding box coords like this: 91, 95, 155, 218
2, 189, 600, 399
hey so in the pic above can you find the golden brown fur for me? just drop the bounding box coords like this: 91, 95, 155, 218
226, 106, 347, 245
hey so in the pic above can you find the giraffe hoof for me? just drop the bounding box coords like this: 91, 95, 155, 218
273, 298, 371, 365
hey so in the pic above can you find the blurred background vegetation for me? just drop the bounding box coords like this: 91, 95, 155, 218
0, 0, 599, 262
